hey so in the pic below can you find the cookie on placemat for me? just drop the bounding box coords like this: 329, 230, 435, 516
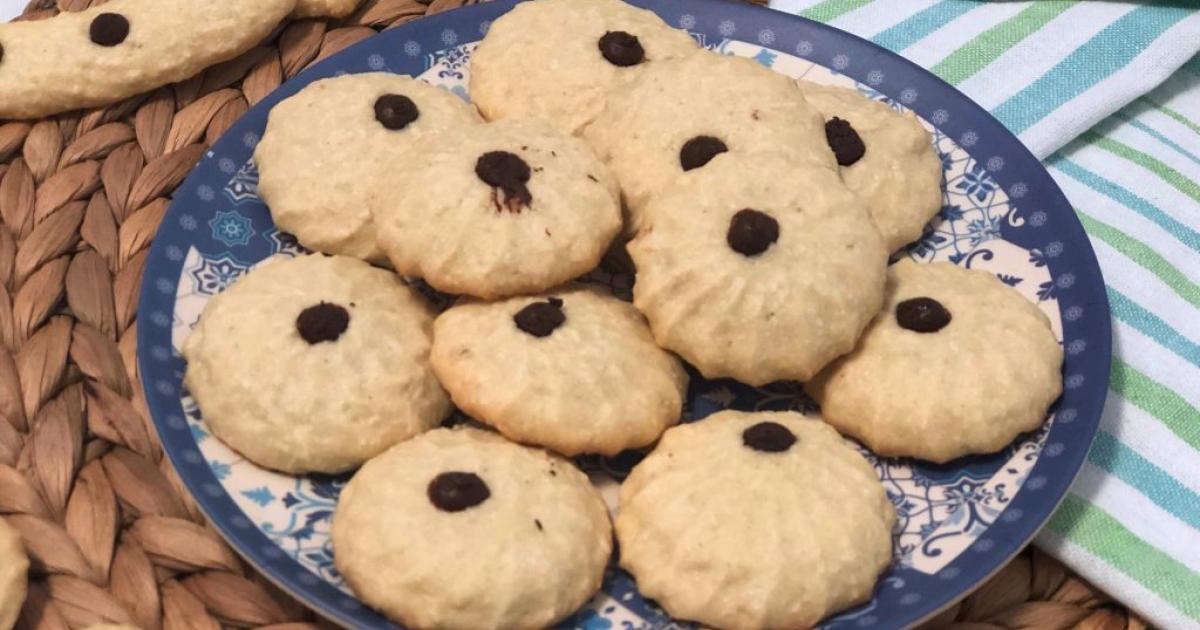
470, 0, 698, 135
617, 410, 895, 630
628, 154, 887, 386
431, 286, 688, 456
807, 259, 1063, 463
374, 118, 622, 299
183, 254, 450, 474
293, 0, 363, 17
333, 427, 612, 630
0, 517, 27, 630
0, 0, 295, 119
584, 50, 835, 233
255, 73, 482, 261
800, 83, 943, 252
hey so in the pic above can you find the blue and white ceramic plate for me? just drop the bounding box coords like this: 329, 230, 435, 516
137, 0, 1111, 627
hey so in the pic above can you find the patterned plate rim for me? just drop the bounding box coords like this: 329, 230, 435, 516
137, 0, 1113, 627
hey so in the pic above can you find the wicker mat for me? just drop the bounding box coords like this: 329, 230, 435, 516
0, 0, 1145, 628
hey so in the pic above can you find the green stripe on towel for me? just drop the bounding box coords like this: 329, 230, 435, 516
1047, 494, 1200, 619
930, 1, 1077, 85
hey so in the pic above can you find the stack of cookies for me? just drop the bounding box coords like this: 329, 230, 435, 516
182, 0, 1064, 628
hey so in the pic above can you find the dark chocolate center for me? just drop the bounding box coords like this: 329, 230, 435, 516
374, 93, 420, 130
427, 472, 490, 512
742, 421, 796, 453
295, 302, 350, 344
476, 150, 533, 211
598, 31, 644, 67
90, 13, 129, 47
824, 117, 866, 166
726, 209, 780, 257
895, 297, 951, 333
679, 135, 728, 171
514, 297, 565, 338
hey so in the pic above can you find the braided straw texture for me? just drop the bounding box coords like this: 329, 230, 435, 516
0, 0, 1145, 628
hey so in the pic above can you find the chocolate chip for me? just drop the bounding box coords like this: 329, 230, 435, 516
374, 93, 419, 130
427, 472, 490, 512
476, 150, 532, 212
534, 519, 544, 531
825, 117, 866, 166
742, 421, 796, 453
727, 209, 779, 257
598, 31, 644, 67
514, 297, 565, 338
895, 297, 951, 333
89, 13, 129, 47
679, 135, 728, 171
295, 302, 350, 344
0, 43, 5, 64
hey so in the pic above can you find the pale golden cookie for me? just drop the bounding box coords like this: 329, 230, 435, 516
294, 0, 363, 18
333, 427, 612, 630
255, 73, 482, 261
470, 0, 698, 135
0, 0, 295, 119
617, 411, 895, 630
374, 118, 622, 299
629, 153, 887, 385
431, 286, 688, 456
584, 49, 835, 233
807, 260, 1063, 463
800, 83, 943, 252
183, 254, 450, 474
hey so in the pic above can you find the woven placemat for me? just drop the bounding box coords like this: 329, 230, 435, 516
0, 1, 1146, 628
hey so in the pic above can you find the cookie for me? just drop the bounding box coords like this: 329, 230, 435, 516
333, 427, 612, 630
373, 118, 622, 299
799, 84, 944, 252
807, 260, 1063, 463
294, 0, 363, 18
255, 73, 482, 261
617, 410, 895, 630
583, 50, 836, 233
469, 0, 698, 135
182, 254, 450, 474
0, 0, 295, 119
0, 517, 27, 630
431, 286, 688, 456
628, 154, 887, 386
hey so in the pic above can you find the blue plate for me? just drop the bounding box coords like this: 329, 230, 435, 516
137, 0, 1111, 627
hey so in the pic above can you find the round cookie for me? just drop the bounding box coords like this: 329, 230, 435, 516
182, 254, 450, 474
616, 410, 895, 630
628, 154, 887, 386
431, 285, 689, 456
583, 50, 836, 233
333, 427, 612, 630
293, 0, 362, 18
0, 517, 27, 630
806, 259, 1063, 463
469, 0, 698, 135
0, 0, 295, 119
373, 118, 622, 299
800, 83, 943, 252
255, 73, 482, 261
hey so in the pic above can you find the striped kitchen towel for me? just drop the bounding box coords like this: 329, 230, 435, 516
771, 0, 1200, 159
766, 1, 1200, 626
1038, 58, 1200, 630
